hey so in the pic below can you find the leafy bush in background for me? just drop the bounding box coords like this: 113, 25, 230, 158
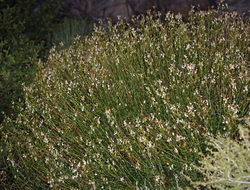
0, 7, 249, 190
0, 0, 61, 122
0, 0, 93, 121
1, 0, 37, 122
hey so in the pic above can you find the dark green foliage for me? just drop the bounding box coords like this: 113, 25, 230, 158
0, 0, 62, 122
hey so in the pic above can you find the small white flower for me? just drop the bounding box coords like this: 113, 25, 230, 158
174, 148, 178, 153
43, 137, 48, 143
155, 175, 160, 183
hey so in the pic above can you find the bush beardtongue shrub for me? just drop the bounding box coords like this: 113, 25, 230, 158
0, 8, 249, 189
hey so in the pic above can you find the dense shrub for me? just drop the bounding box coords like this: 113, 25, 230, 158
1, 8, 249, 189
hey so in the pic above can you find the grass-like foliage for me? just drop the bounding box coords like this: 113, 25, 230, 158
48, 17, 93, 50
189, 117, 250, 190
0, 7, 249, 189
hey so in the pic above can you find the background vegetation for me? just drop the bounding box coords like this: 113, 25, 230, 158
0, 5, 249, 189
0, 0, 93, 122
0, 0, 56, 122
